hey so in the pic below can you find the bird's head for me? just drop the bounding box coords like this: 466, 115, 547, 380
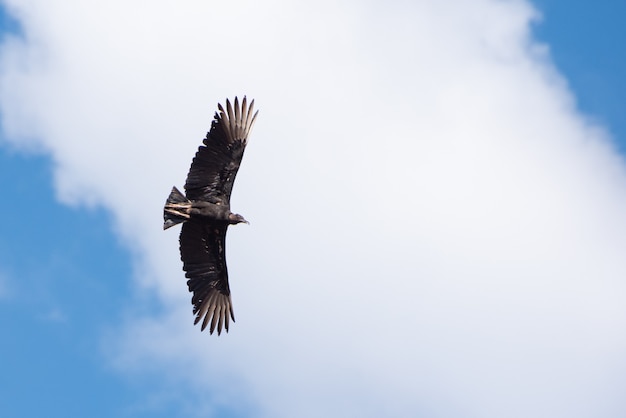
228, 213, 249, 225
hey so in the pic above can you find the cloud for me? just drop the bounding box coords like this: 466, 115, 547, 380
2, 0, 626, 417
39, 307, 67, 323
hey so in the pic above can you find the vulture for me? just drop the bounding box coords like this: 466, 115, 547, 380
163, 97, 258, 335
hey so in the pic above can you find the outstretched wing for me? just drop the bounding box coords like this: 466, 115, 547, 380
184, 96, 258, 205
179, 220, 235, 334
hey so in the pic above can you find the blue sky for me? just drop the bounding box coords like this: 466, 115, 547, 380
0, 151, 131, 416
0, 9, 149, 418
1, 1, 626, 417
532, 0, 626, 149
0, 10, 130, 415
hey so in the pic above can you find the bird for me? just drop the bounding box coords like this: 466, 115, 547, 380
163, 96, 258, 335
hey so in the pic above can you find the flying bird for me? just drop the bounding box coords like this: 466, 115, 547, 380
163, 97, 258, 335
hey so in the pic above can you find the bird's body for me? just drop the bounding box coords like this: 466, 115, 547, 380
163, 97, 258, 335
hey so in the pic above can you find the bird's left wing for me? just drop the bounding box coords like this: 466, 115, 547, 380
184, 97, 258, 205
179, 220, 235, 334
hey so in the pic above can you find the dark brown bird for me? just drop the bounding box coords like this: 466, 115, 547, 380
163, 97, 258, 335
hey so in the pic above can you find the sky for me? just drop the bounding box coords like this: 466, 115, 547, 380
1, 1, 625, 417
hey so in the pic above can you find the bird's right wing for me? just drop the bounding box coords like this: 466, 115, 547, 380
179, 220, 235, 335
184, 97, 258, 205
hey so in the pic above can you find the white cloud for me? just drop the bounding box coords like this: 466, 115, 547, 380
2, 0, 626, 417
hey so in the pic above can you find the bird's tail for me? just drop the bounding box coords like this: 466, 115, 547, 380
163, 186, 191, 230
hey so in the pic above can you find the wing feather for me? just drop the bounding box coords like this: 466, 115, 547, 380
180, 220, 235, 335
184, 96, 258, 204
234, 97, 241, 135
